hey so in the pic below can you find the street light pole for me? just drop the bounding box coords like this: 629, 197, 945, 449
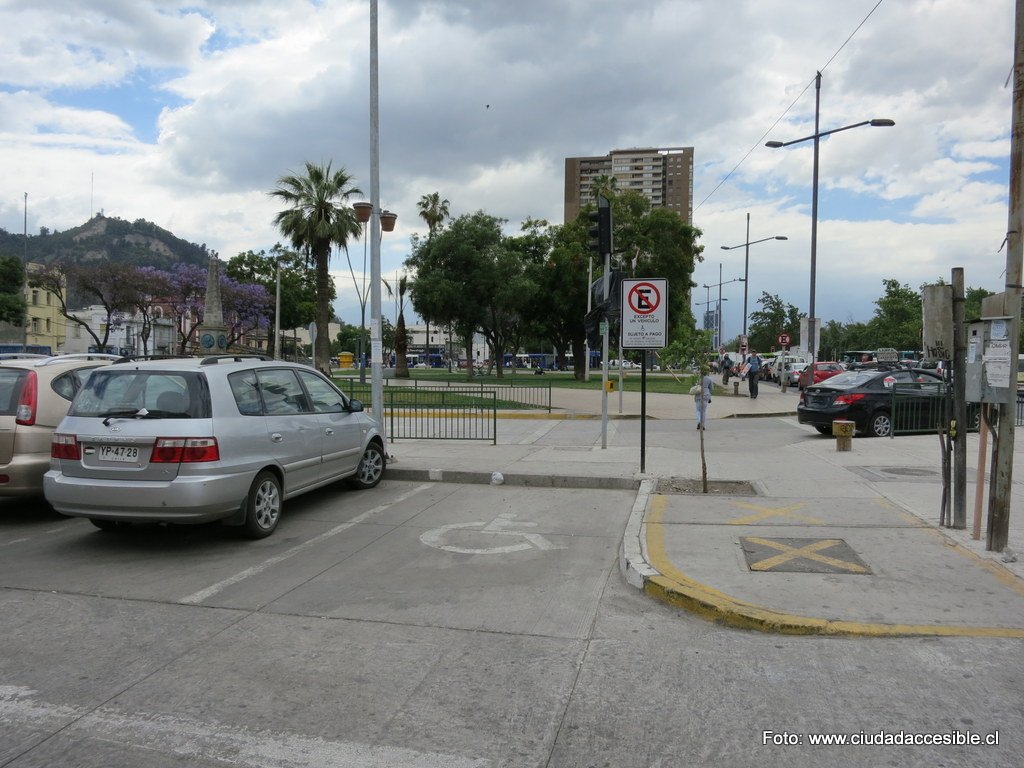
766, 71, 893, 365
274, 261, 282, 360
369, 0, 384, 440
720, 218, 787, 337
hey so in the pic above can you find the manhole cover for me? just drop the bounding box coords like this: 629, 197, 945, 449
881, 467, 937, 477
657, 478, 757, 496
740, 537, 872, 574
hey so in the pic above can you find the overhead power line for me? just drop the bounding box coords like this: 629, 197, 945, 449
694, 0, 886, 213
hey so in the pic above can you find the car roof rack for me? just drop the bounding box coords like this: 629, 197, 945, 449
0, 352, 49, 360
199, 354, 273, 366
36, 353, 123, 365
112, 354, 195, 364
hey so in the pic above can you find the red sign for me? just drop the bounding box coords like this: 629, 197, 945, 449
627, 282, 661, 315
777, 333, 791, 347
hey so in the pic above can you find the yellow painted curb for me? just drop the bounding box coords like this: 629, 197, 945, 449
645, 498, 1024, 638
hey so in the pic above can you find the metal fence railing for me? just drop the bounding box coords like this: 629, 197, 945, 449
891, 382, 947, 436
335, 378, 551, 412
332, 380, 497, 443
386, 387, 497, 444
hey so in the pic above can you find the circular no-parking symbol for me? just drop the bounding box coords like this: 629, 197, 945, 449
627, 282, 661, 315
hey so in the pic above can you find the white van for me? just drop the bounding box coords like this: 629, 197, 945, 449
769, 353, 809, 383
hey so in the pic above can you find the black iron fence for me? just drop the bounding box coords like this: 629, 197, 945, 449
335, 378, 551, 412
333, 380, 498, 443
891, 382, 982, 436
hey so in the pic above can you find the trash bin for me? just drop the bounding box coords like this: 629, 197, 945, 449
605, 380, 615, 392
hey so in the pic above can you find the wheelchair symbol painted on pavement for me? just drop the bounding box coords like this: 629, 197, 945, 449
420, 512, 567, 555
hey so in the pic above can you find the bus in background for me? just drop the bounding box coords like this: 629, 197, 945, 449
0, 343, 52, 356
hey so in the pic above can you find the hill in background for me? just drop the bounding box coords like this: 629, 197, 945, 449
0, 213, 212, 270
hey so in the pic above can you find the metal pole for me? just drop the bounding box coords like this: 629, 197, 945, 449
952, 268, 967, 528
369, 0, 384, 442
809, 71, 821, 366
743, 212, 750, 336
600, 250, 610, 449
717, 263, 723, 349
988, 0, 1024, 551
585, 256, 592, 381
23, 192, 28, 347
274, 262, 281, 360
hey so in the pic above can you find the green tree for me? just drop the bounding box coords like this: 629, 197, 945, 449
406, 212, 501, 380
868, 279, 921, 350
270, 161, 362, 372
226, 245, 318, 358
747, 292, 802, 353
0, 255, 26, 326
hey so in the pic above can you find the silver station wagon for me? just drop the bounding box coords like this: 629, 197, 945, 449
44, 355, 385, 538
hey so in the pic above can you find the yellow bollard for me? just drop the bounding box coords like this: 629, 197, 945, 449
832, 419, 855, 452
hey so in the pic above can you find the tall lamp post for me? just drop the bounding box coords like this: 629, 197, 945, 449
703, 263, 744, 351
720, 213, 787, 337
765, 71, 893, 364
274, 260, 283, 360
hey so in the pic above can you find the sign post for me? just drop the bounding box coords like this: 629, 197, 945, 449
621, 278, 668, 473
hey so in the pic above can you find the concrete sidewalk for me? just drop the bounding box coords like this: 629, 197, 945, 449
383, 379, 1024, 637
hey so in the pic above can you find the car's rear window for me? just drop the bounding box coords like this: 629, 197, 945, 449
0, 369, 27, 416
819, 371, 877, 388
69, 370, 211, 418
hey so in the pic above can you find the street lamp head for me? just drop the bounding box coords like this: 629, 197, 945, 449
775, 236, 788, 241
765, 140, 784, 148
869, 118, 895, 127
720, 246, 730, 250
353, 201, 373, 224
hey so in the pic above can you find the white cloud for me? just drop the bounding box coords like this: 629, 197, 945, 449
0, 0, 1016, 342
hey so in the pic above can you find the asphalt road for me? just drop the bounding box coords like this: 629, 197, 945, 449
0, 460, 1021, 766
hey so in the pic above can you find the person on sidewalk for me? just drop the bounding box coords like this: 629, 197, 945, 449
694, 365, 714, 429
745, 350, 762, 398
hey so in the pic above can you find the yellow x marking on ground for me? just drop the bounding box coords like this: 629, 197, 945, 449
746, 537, 869, 573
727, 501, 824, 526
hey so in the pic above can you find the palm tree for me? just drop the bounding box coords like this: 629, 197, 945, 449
416, 192, 450, 363
271, 161, 362, 373
417, 192, 450, 238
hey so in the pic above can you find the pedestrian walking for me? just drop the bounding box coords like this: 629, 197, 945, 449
720, 352, 733, 385
745, 350, 762, 398
693, 365, 714, 429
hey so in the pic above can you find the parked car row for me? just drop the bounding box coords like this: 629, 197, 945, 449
1, 354, 385, 538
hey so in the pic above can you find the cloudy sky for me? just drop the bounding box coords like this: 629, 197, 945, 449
0, 0, 1015, 343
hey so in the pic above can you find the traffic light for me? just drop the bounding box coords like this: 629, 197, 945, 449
587, 194, 612, 256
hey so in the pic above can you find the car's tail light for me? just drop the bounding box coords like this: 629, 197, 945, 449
51, 433, 81, 460
150, 437, 220, 463
15, 371, 37, 426
834, 393, 866, 405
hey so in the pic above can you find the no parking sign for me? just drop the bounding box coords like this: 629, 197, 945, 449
620, 278, 668, 349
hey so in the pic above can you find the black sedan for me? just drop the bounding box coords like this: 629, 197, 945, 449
798, 368, 947, 437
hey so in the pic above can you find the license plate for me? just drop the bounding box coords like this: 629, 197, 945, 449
99, 445, 140, 462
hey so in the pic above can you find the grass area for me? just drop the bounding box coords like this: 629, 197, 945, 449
333, 367, 699, 395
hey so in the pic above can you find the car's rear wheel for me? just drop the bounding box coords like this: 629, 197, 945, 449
350, 442, 385, 489
242, 471, 281, 539
868, 410, 892, 437
814, 425, 832, 435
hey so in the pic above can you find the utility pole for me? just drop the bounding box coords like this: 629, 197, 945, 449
989, 0, 1024, 551
952, 268, 967, 529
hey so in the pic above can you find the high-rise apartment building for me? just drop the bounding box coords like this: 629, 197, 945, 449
563, 146, 694, 224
